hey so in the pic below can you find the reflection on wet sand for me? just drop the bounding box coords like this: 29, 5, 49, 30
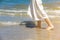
33, 18, 60, 40
34, 28, 52, 40
0, 18, 60, 40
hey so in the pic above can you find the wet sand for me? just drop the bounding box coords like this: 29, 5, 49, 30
0, 17, 60, 40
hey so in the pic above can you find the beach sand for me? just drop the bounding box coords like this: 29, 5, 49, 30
0, 17, 60, 40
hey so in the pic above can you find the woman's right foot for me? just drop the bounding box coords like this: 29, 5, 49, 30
46, 26, 54, 30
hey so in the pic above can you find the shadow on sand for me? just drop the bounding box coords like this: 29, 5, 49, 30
24, 21, 36, 28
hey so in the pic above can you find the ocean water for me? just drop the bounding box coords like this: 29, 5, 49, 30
0, 0, 60, 25
0, 0, 60, 9
0, 0, 60, 8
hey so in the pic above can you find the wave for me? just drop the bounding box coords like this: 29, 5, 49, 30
46, 10, 60, 13
0, 9, 27, 12
0, 21, 20, 25
0, 9, 60, 13
48, 15, 60, 18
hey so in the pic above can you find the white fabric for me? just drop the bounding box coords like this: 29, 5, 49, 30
28, 0, 48, 21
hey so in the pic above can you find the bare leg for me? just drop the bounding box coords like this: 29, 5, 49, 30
36, 20, 41, 29
44, 18, 54, 30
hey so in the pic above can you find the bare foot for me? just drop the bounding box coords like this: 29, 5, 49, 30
46, 26, 54, 30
